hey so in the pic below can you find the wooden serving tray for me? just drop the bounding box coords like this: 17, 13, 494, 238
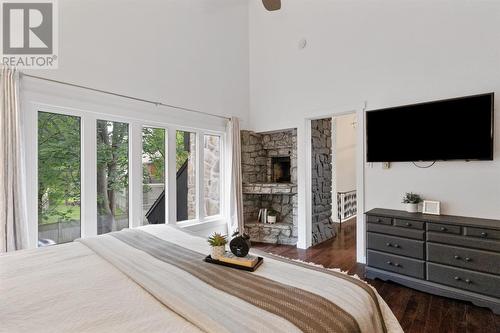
204, 255, 264, 272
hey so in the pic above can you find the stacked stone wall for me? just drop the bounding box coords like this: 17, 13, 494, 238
311, 118, 335, 245
241, 129, 298, 245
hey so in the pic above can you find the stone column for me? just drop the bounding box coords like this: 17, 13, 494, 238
311, 118, 335, 245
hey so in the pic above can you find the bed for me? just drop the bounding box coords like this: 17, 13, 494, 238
0, 225, 403, 333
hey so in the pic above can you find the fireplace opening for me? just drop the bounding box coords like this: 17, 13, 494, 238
271, 156, 291, 183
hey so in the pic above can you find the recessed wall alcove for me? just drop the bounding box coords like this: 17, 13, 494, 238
241, 129, 298, 245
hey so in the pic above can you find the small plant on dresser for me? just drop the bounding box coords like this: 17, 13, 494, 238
402, 192, 423, 213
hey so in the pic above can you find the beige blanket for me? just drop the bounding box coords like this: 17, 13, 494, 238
0, 225, 402, 333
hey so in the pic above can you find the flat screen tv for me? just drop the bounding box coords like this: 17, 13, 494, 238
366, 93, 494, 162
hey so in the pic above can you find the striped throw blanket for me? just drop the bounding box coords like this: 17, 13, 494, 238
78, 226, 402, 333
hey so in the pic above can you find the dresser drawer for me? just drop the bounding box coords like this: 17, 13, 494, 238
368, 233, 424, 259
367, 223, 425, 240
427, 263, 500, 298
394, 218, 424, 230
464, 227, 500, 241
366, 215, 393, 225
367, 250, 425, 279
427, 222, 461, 235
427, 242, 500, 275
427, 232, 500, 252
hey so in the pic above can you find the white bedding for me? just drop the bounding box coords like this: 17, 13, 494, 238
0, 225, 402, 333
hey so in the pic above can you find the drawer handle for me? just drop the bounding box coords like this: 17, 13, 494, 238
393, 244, 400, 248
406, 222, 412, 227
480, 232, 488, 238
454, 255, 472, 262
386, 261, 401, 267
386, 242, 391, 247
454, 276, 472, 284
440, 227, 447, 232
377, 218, 382, 223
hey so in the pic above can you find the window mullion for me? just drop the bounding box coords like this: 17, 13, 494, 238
167, 127, 177, 224
81, 115, 97, 238
129, 123, 143, 228
220, 134, 226, 219
25, 104, 38, 248
197, 131, 204, 222
164, 128, 169, 224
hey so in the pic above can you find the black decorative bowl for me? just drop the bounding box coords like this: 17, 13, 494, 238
229, 235, 251, 257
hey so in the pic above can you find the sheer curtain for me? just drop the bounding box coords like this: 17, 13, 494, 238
0, 67, 29, 252
225, 117, 244, 235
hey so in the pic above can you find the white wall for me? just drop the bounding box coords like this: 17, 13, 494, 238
249, 0, 500, 258
334, 114, 356, 193
249, 0, 500, 217
21, 0, 251, 244
26, 0, 249, 123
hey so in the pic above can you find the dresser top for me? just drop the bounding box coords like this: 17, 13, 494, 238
366, 208, 500, 230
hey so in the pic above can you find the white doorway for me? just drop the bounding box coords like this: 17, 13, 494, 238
331, 113, 357, 229
302, 104, 366, 263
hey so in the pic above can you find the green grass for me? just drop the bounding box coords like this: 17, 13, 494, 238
39, 205, 81, 225
39, 205, 128, 225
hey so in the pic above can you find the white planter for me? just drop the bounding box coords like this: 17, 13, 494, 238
405, 203, 418, 213
267, 215, 277, 224
211, 245, 225, 260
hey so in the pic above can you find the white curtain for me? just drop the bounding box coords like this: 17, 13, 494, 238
0, 67, 29, 252
225, 117, 244, 235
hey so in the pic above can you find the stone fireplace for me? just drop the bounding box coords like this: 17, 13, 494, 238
241, 129, 297, 245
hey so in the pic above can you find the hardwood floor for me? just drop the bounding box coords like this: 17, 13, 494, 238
253, 218, 500, 333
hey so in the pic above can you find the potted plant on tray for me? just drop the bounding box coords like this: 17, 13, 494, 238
207, 233, 227, 260
267, 209, 279, 224
402, 192, 423, 213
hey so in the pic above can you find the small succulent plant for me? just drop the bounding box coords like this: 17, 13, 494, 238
207, 233, 227, 247
402, 192, 423, 204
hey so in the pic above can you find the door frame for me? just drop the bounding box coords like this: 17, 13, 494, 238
299, 104, 367, 263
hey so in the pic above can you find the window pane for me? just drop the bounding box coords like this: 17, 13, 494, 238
38, 112, 81, 246
204, 135, 221, 217
142, 127, 166, 225
176, 130, 196, 221
97, 120, 129, 234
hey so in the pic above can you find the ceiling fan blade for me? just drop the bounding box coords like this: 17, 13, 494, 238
262, 0, 281, 11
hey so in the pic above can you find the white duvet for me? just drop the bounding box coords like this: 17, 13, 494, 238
0, 225, 402, 333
